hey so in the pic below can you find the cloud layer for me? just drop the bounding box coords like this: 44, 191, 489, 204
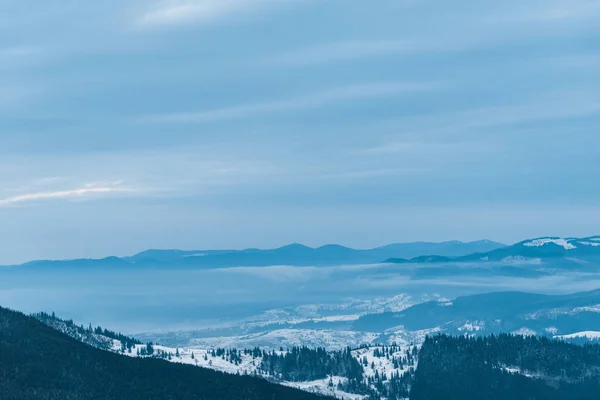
0, 182, 129, 207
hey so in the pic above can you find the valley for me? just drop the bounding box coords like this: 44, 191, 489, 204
3, 236, 600, 399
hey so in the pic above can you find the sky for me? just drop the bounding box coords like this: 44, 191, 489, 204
1, 0, 600, 264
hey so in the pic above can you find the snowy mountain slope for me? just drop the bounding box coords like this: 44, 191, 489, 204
137, 295, 415, 349
385, 236, 600, 267
186, 329, 381, 351
122, 343, 416, 400
1, 306, 328, 400
354, 289, 600, 341
33, 311, 141, 352
554, 331, 600, 340
39, 312, 416, 400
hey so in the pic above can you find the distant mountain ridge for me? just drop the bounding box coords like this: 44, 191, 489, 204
385, 236, 600, 266
1, 240, 506, 270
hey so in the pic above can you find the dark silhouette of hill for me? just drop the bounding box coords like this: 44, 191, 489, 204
0, 305, 328, 400
411, 334, 600, 400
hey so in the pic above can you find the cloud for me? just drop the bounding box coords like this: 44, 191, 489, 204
318, 168, 425, 181
493, 1, 600, 23
266, 40, 415, 67
139, 81, 439, 124
218, 265, 327, 283
257, 1, 600, 69
0, 181, 130, 207
135, 0, 287, 28
359, 140, 489, 158
0, 46, 42, 69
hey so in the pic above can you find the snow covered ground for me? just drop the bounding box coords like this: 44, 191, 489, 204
555, 331, 600, 340
524, 304, 600, 320
281, 378, 363, 400
187, 329, 381, 350
523, 238, 576, 250
113, 341, 417, 399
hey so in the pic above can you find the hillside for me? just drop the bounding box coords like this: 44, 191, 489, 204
0, 306, 328, 400
30, 310, 419, 400
411, 334, 600, 400
354, 289, 600, 339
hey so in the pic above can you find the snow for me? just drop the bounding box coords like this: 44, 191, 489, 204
458, 321, 485, 332
243, 314, 362, 329
435, 296, 453, 307
282, 377, 363, 400
523, 238, 576, 250
238, 294, 414, 330
573, 305, 600, 313
545, 327, 559, 335
555, 331, 600, 340
120, 342, 418, 400
127, 344, 264, 375
387, 327, 441, 346
187, 329, 381, 351
525, 304, 600, 320
499, 365, 541, 379
579, 241, 600, 247
352, 344, 418, 392
500, 256, 542, 264
512, 327, 537, 336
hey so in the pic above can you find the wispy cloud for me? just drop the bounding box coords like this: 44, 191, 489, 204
359, 140, 488, 157
139, 81, 439, 124
0, 181, 130, 207
491, 1, 600, 23
319, 168, 426, 181
135, 0, 289, 28
0, 46, 41, 68
267, 40, 415, 67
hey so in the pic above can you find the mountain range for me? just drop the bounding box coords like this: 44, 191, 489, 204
5, 236, 600, 272
385, 236, 600, 266
2, 240, 505, 270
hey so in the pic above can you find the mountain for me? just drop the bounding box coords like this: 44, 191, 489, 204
0, 305, 328, 400
374, 240, 505, 259
354, 289, 600, 340
30, 309, 416, 399
385, 236, 600, 266
124, 241, 505, 268
33, 311, 141, 352
411, 334, 600, 400
2, 240, 506, 270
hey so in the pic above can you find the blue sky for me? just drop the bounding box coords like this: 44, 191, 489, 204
1, 0, 600, 263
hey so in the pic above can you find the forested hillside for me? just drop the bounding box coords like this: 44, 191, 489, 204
411, 334, 600, 400
0, 306, 328, 400
33, 311, 141, 352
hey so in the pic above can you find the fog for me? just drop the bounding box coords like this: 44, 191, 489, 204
1, 263, 598, 334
